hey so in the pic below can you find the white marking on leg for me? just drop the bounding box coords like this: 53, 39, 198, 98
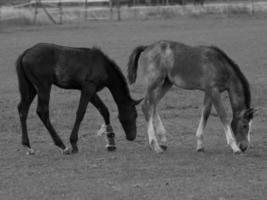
26, 148, 35, 155
148, 116, 154, 144
225, 126, 231, 145
248, 120, 252, 143
147, 115, 163, 153
224, 125, 241, 153
96, 124, 106, 136
196, 114, 205, 151
62, 147, 71, 155
155, 113, 167, 144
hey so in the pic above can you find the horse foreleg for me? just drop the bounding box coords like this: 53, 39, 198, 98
91, 95, 116, 151
210, 88, 241, 153
196, 93, 212, 152
68, 85, 96, 154
153, 80, 172, 150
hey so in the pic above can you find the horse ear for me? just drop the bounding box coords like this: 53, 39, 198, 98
244, 108, 258, 120
132, 98, 143, 106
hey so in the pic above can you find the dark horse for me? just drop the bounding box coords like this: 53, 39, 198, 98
127, 41, 256, 154
16, 43, 141, 155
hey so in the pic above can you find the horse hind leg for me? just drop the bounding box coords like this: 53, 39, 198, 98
196, 93, 212, 152
142, 93, 162, 153
155, 113, 167, 150
153, 79, 172, 150
36, 86, 67, 153
149, 110, 163, 153
142, 79, 172, 153
17, 84, 36, 155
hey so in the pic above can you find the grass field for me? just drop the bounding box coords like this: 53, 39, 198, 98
1, 16, 267, 200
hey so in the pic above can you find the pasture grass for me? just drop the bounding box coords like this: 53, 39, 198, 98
1, 16, 267, 200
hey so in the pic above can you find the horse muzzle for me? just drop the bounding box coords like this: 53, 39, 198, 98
125, 128, 137, 141
126, 132, 136, 141
239, 141, 249, 152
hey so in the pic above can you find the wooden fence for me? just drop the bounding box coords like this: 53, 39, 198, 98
0, 0, 265, 24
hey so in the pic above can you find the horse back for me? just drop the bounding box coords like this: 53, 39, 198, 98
21, 43, 108, 90
139, 41, 231, 91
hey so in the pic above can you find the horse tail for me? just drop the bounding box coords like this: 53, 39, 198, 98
16, 50, 30, 95
127, 45, 147, 85
16, 49, 36, 104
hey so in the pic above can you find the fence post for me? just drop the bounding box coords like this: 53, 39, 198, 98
58, 0, 63, 24
33, 0, 39, 24
225, 0, 229, 15
166, 0, 169, 5
251, 0, 255, 15
133, 0, 137, 18
39, 0, 58, 24
109, 0, 113, 20
84, 0, 88, 20
116, 0, 121, 21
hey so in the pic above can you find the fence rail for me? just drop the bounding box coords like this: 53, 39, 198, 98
30, 0, 109, 3
1, 0, 267, 24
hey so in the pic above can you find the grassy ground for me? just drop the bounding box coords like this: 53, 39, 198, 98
0, 16, 267, 200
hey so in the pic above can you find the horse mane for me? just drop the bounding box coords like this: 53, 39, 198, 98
211, 46, 251, 109
93, 47, 133, 101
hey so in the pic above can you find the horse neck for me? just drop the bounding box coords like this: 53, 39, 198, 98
106, 65, 133, 113
228, 77, 250, 118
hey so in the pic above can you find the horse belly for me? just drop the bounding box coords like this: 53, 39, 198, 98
168, 52, 205, 90
53, 79, 80, 89
171, 74, 202, 90
53, 65, 81, 89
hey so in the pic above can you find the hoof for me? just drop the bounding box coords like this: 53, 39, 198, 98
72, 149, 79, 154
62, 147, 72, 155
231, 144, 242, 154
155, 147, 164, 153
26, 148, 35, 155
150, 145, 164, 153
233, 150, 242, 155
106, 145, 116, 152
72, 147, 79, 154
197, 148, 205, 152
160, 145, 167, 151
149, 140, 164, 153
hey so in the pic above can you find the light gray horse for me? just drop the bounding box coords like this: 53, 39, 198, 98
127, 41, 255, 153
